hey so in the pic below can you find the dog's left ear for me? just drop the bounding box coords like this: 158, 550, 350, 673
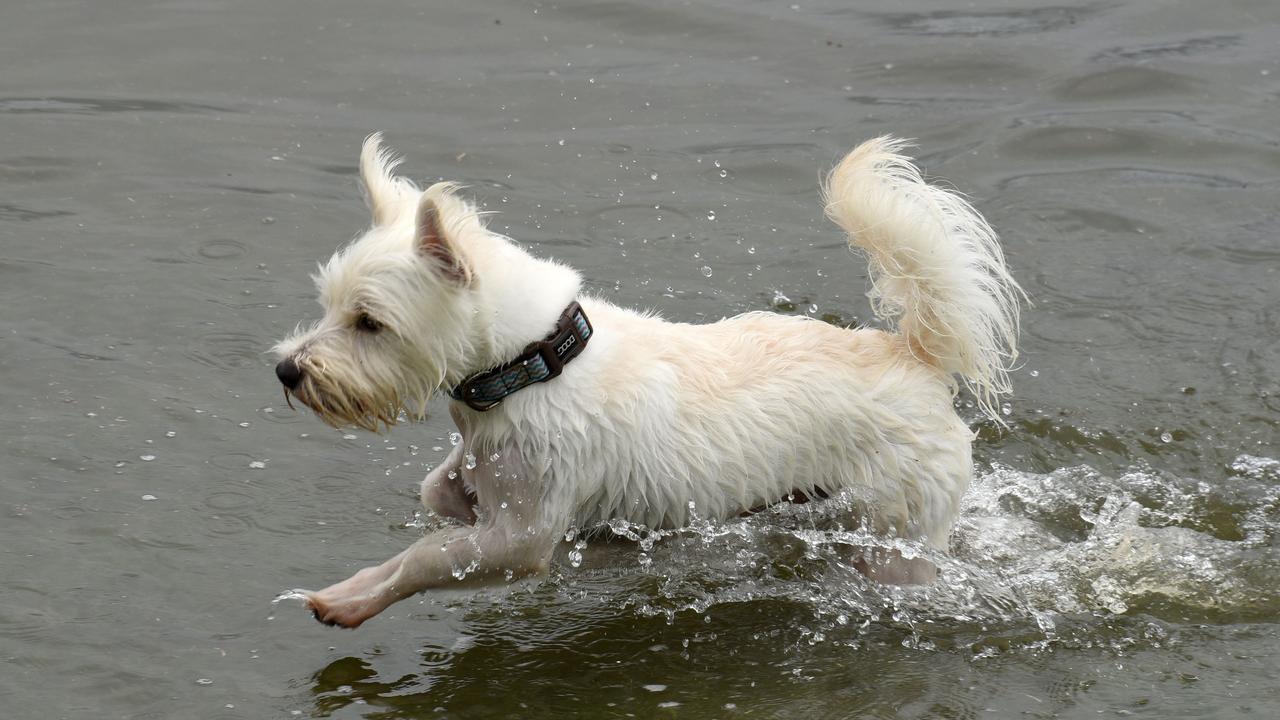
416, 195, 471, 285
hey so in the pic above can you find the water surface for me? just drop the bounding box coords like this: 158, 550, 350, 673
2, 0, 1278, 717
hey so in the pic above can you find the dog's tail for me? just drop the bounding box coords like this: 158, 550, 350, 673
822, 137, 1023, 422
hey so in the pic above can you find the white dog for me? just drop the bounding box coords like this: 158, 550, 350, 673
273, 134, 1021, 628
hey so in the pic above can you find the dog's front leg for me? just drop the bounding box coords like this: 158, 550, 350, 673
304, 522, 557, 628
304, 442, 561, 628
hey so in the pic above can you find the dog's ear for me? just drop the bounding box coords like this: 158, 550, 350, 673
416, 195, 471, 284
360, 132, 407, 226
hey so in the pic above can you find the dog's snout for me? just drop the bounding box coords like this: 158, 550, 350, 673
276, 357, 304, 389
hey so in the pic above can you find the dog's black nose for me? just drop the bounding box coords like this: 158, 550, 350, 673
276, 357, 303, 389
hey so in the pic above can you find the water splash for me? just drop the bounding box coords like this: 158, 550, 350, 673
272, 589, 311, 605
407, 458, 1279, 660
521, 460, 1279, 650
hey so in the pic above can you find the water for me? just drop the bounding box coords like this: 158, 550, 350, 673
2, 0, 1278, 717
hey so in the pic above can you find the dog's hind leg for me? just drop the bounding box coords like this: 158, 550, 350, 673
420, 445, 476, 525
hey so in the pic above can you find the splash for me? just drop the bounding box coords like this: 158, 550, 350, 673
396, 455, 1280, 659
491, 457, 1280, 652
271, 588, 311, 605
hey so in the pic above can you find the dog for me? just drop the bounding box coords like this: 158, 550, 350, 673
272, 134, 1021, 628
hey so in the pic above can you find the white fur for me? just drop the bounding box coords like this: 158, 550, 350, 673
273, 134, 1022, 627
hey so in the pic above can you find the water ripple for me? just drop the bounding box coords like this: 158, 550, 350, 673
1093, 34, 1242, 61
0, 96, 233, 115
185, 331, 265, 371
0, 203, 73, 222
877, 6, 1091, 37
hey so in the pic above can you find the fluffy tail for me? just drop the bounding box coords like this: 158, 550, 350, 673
822, 137, 1024, 422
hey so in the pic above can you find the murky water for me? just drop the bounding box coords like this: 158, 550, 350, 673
3, 0, 1278, 717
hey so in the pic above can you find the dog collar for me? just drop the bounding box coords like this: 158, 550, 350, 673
450, 301, 593, 411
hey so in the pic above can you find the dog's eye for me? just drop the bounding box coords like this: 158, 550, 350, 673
355, 313, 383, 333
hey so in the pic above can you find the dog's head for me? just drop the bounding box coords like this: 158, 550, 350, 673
272, 134, 489, 431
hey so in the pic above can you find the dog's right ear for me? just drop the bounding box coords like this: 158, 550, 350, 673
416, 195, 471, 285
360, 132, 407, 226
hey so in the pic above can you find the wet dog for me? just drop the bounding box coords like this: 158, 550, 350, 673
273, 135, 1021, 628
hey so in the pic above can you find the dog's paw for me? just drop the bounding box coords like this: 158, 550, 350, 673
304, 592, 374, 629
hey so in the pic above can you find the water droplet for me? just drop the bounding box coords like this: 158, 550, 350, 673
449, 432, 462, 446
700, 266, 712, 277
139, 454, 156, 462
464, 453, 477, 470
1001, 402, 1013, 416
451, 557, 480, 580
747, 246, 756, 254
249, 460, 266, 469
706, 211, 716, 221
141, 494, 158, 501
649, 172, 658, 181
557, 139, 565, 146
489, 451, 501, 461
643, 684, 667, 693
719, 169, 728, 178
1160, 431, 1173, 443
195, 678, 213, 686
1029, 370, 1040, 377
165, 431, 176, 438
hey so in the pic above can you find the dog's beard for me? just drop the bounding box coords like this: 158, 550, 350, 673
286, 356, 431, 432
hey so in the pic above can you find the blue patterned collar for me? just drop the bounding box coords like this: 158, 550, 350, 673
449, 301, 593, 411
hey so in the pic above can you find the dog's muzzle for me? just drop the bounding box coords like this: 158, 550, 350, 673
276, 357, 303, 390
